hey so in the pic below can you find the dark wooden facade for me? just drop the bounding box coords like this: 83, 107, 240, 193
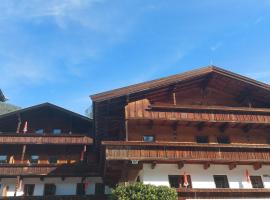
0, 103, 96, 178
91, 66, 270, 199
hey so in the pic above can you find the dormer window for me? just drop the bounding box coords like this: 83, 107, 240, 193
0, 155, 7, 164
52, 129, 62, 135
35, 129, 44, 135
143, 135, 155, 142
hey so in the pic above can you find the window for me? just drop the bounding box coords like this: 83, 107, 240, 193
52, 129, 62, 135
213, 175, 229, 188
30, 155, 39, 165
168, 175, 192, 188
44, 184, 56, 196
250, 176, 264, 188
0, 155, 7, 164
24, 184, 35, 196
76, 183, 85, 195
217, 136, 230, 144
35, 129, 44, 135
143, 135, 155, 142
48, 156, 58, 164
196, 136, 209, 143
95, 183, 105, 195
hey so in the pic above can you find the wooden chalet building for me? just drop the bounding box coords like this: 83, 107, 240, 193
91, 66, 270, 199
0, 103, 107, 198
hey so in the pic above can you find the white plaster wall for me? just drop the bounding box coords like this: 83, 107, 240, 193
0, 177, 103, 197
140, 163, 270, 189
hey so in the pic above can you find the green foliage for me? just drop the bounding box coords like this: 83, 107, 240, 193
110, 182, 177, 200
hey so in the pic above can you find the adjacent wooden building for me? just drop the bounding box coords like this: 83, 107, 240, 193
91, 66, 270, 199
0, 103, 106, 198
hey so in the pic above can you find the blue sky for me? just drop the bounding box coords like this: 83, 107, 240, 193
1, 0, 270, 115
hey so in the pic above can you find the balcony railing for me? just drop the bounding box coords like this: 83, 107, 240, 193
0, 163, 98, 176
103, 141, 270, 164
0, 134, 92, 145
125, 100, 270, 125
177, 188, 270, 199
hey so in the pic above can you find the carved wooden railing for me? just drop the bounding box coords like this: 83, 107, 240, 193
103, 141, 270, 164
0, 163, 97, 176
178, 188, 270, 199
0, 134, 92, 145
125, 100, 270, 124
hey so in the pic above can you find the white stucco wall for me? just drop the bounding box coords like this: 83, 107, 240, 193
0, 177, 103, 197
140, 163, 270, 189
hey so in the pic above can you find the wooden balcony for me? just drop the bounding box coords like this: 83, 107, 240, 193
0, 163, 98, 177
178, 188, 270, 199
103, 141, 270, 165
126, 100, 270, 127
0, 134, 92, 145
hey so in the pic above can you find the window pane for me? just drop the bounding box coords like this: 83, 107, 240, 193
24, 184, 35, 196
250, 176, 264, 188
52, 129, 62, 135
30, 155, 39, 164
76, 183, 85, 195
213, 175, 229, 188
48, 156, 58, 164
44, 184, 56, 196
168, 175, 192, 188
35, 129, 44, 135
95, 183, 105, 195
196, 136, 209, 143
0, 155, 7, 164
143, 136, 155, 142
217, 136, 230, 144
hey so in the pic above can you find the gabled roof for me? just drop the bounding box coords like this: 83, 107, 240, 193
0, 102, 91, 121
91, 66, 270, 102
0, 89, 6, 102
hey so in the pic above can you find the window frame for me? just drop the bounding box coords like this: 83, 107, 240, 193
43, 183, 56, 196
168, 175, 192, 188
213, 175, 230, 188
52, 129, 62, 135
0, 155, 8, 164
35, 129, 44, 135
143, 135, 155, 142
48, 156, 58, 164
76, 183, 86, 195
24, 184, 35, 196
30, 155, 39, 165
195, 136, 209, 144
217, 136, 231, 144
250, 176, 264, 188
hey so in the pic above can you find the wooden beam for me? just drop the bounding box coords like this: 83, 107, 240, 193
172, 121, 178, 131
177, 162, 184, 169
151, 162, 157, 169
253, 163, 262, 170
203, 163, 210, 170
229, 163, 237, 170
